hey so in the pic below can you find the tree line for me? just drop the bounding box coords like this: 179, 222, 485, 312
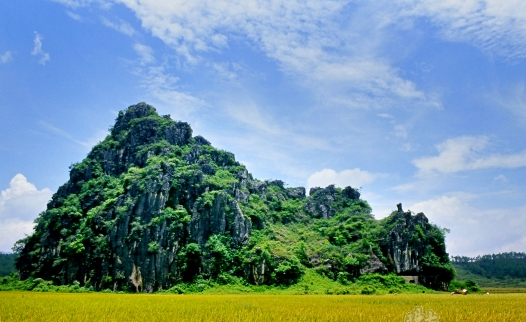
451, 252, 526, 279
0, 253, 16, 276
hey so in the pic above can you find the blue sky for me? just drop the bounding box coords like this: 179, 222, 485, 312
1, 0, 526, 256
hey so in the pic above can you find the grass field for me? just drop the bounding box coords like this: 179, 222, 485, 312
1, 292, 526, 322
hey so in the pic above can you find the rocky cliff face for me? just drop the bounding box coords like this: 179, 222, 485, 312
15, 103, 453, 292
384, 203, 429, 274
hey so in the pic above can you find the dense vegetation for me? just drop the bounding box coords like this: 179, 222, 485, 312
452, 252, 526, 288
13, 103, 454, 293
0, 253, 16, 277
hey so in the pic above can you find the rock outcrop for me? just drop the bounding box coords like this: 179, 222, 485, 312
304, 185, 360, 219
384, 203, 429, 275
15, 103, 453, 292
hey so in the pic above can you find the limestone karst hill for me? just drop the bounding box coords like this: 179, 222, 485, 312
15, 103, 454, 292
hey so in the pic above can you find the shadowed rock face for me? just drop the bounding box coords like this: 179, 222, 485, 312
15, 103, 250, 292
15, 103, 452, 292
190, 192, 252, 247
384, 203, 429, 275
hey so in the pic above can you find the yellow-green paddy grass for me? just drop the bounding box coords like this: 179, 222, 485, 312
1, 292, 525, 322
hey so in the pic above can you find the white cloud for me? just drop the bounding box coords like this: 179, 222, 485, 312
129, 42, 207, 116
77, 0, 436, 109
0, 174, 52, 252
51, 0, 95, 7
394, 124, 408, 139
139, 65, 207, 115
0, 51, 12, 63
51, 0, 112, 9
493, 174, 508, 183
397, 0, 526, 59
66, 11, 83, 21
210, 62, 243, 81
413, 136, 526, 175
101, 17, 135, 36
411, 195, 526, 256
40, 121, 108, 150
31, 32, 50, 65
307, 168, 379, 191
491, 82, 526, 126
133, 43, 155, 65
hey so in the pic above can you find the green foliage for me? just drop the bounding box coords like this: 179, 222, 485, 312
179, 243, 202, 282
270, 198, 303, 223
273, 257, 304, 285
240, 194, 268, 224
0, 253, 16, 276
452, 252, 526, 280
205, 235, 236, 278
293, 241, 309, 267
161, 205, 190, 225
66, 237, 86, 255
148, 241, 160, 254
205, 169, 237, 190
449, 279, 482, 293
421, 251, 456, 290
0, 275, 93, 293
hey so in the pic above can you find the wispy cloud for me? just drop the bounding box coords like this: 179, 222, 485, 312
100, 17, 135, 36
50, 0, 110, 9
98, 0, 438, 110
413, 136, 526, 175
491, 82, 526, 126
307, 168, 381, 191
130, 42, 207, 116
133, 43, 155, 65
0, 51, 12, 63
40, 121, 107, 149
139, 65, 207, 115
66, 11, 82, 21
493, 174, 508, 183
31, 32, 50, 65
397, 0, 526, 60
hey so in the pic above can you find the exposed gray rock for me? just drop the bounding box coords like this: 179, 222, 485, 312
194, 135, 211, 146
360, 254, 388, 274
129, 118, 159, 147
244, 247, 269, 285
189, 193, 251, 248
164, 122, 192, 146
286, 187, 306, 199
304, 185, 338, 219
113, 102, 156, 134
249, 180, 267, 196
385, 203, 429, 275
229, 200, 252, 245
190, 192, 228, 247
234, 189, 250, 203
200, 163, 216, 175
342, 186, 360, 200
184, 146, 202, 164
236, 169, 249, 189
267, 180, 285, 189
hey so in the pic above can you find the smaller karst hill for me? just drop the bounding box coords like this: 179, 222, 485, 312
15, 103, 454, 292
